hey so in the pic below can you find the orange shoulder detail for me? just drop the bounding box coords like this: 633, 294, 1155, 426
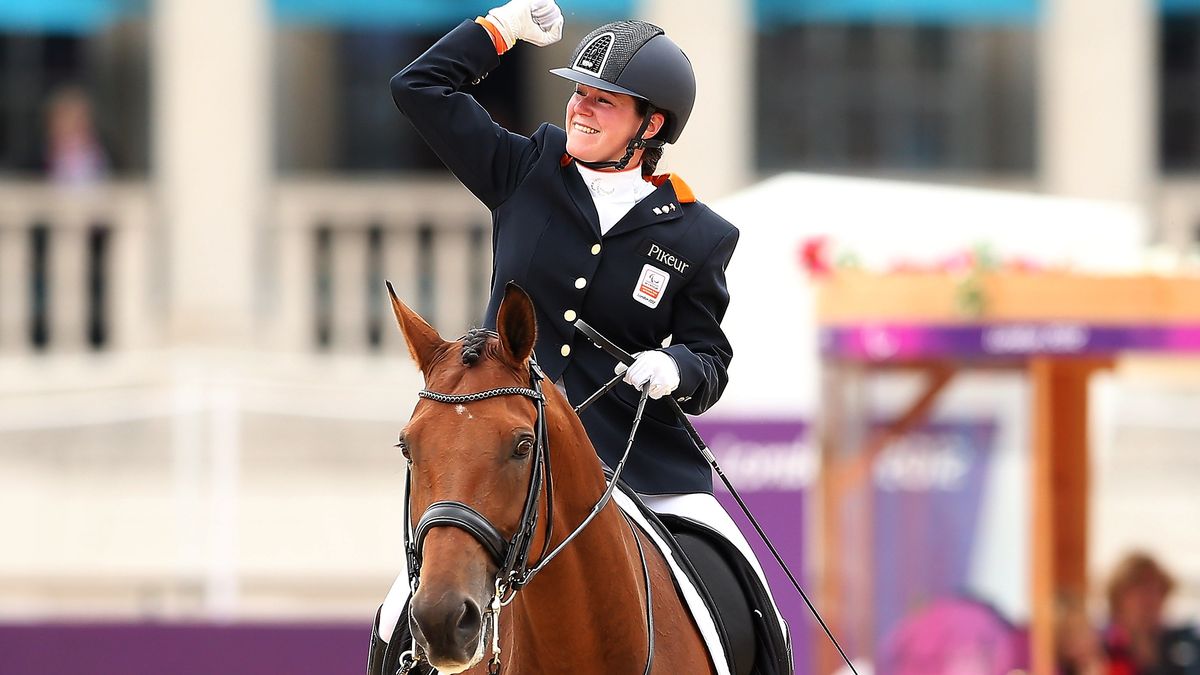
648, 173, 696, 203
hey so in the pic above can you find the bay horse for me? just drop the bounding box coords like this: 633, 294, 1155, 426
387, 281, 715, 674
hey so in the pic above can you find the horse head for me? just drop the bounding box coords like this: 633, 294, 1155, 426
388, 280, 546, 673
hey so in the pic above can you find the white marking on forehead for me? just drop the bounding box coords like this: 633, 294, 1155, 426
455, 404, 466, 416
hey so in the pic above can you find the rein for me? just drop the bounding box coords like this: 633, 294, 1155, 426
401, 348, 654, 675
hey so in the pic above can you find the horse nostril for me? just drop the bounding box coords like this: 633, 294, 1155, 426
456, 598, 483, 640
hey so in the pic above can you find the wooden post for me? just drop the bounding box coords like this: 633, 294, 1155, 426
1029, 357, 1111, 674
818, 359, 858, 675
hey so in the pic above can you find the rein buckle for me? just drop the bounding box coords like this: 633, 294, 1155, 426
488, 580, 504, 674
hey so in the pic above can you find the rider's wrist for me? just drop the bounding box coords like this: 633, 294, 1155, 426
475, 17, 511, 54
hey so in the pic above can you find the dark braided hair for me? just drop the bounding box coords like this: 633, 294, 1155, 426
635, 99, 665, 177
460, 328, 492, 366
640, 145, 664, 177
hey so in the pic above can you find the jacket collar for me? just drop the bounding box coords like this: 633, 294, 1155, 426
603, 179, 682, 237
560, 154, 695, 238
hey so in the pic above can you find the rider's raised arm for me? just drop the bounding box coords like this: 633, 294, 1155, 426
390, 21, 529, 210
390, 3, 563, 210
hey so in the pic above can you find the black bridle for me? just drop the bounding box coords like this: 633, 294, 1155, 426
401, 351, 654, 675
405, 363, 554, 595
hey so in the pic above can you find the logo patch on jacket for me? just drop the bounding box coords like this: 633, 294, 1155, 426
640, 240, 692, 277
632, 264, 670, 309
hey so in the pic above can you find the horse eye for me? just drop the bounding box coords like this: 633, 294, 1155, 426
514, 437, 535, 458
395, 434, 411, 459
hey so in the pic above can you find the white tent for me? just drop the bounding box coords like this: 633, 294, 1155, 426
708, 172, 1146, 417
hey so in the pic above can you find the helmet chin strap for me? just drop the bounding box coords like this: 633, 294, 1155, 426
576, 105, 665, 172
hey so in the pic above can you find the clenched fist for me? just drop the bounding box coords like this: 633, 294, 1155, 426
486, 0, 564, 49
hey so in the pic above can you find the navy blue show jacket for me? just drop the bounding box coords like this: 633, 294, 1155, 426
391, 20, 739, 494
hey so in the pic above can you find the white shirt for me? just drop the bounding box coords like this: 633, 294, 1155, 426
575, 163, 657, 236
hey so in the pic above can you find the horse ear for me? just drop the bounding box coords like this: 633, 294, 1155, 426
496, 282, 536, 366
386, 280, 447, 372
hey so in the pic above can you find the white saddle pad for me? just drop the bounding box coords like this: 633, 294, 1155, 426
611, 489, 732, 675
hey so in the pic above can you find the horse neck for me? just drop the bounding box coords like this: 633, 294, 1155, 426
507, 393, 652, 656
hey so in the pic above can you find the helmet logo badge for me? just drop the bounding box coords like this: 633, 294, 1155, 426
574, 32, 615, 76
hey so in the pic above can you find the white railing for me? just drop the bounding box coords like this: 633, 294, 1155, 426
0, 178, 493, 359
271, 179, 492, 353
0, 182, 155, 356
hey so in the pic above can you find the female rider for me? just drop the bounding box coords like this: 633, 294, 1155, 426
373, 1, 790, 672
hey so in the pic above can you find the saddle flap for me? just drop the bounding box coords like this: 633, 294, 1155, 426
607, 475, 793, 675
659, 514, 794, 675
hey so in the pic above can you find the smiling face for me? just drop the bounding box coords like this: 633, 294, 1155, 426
564, 84, 664, 168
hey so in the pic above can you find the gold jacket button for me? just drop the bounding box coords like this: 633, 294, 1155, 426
560, 344, 571, 357
563, 309, 577, 322
591, 244, 601, 255
574, 277, 587, 289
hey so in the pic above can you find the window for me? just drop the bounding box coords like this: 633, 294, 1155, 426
1160, 13, 1200, 171
0, 24, 150, 177
273, 26, 532, 173
754, 22, 1036, 174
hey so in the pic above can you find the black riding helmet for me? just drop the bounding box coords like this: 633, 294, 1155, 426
550, 21, 697, 170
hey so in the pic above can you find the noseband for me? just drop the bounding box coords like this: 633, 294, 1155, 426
404, 359, 554, 597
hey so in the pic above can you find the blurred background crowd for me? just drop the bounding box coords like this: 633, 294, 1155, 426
0, 0, 1198, 673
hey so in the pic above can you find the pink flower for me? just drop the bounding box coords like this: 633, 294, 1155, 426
798, 236, 833, 277
939, 251, 975, 274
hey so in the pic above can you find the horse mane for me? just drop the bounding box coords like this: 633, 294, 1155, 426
460, 328, 495, 366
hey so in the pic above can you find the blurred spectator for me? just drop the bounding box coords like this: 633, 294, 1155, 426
1057, 595, 1108, 675
1103, 552, 1200, 675
44, 85, 109, 187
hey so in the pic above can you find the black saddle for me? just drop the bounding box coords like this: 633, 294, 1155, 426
660, 513, 793, 675
599, 476, 793, 675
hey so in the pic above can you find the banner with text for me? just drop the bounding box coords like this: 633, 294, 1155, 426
693, 418, 816, 675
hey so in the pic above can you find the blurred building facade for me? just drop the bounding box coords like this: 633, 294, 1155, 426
0, 0, 1197, 647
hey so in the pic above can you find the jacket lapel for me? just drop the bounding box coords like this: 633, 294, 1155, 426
561, 159, 603, 240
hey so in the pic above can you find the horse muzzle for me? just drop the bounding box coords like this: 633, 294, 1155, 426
410, 585, 488, 673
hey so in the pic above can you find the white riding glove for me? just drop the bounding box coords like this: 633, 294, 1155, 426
486, 0, 564, 49
615, 351, 680, 400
